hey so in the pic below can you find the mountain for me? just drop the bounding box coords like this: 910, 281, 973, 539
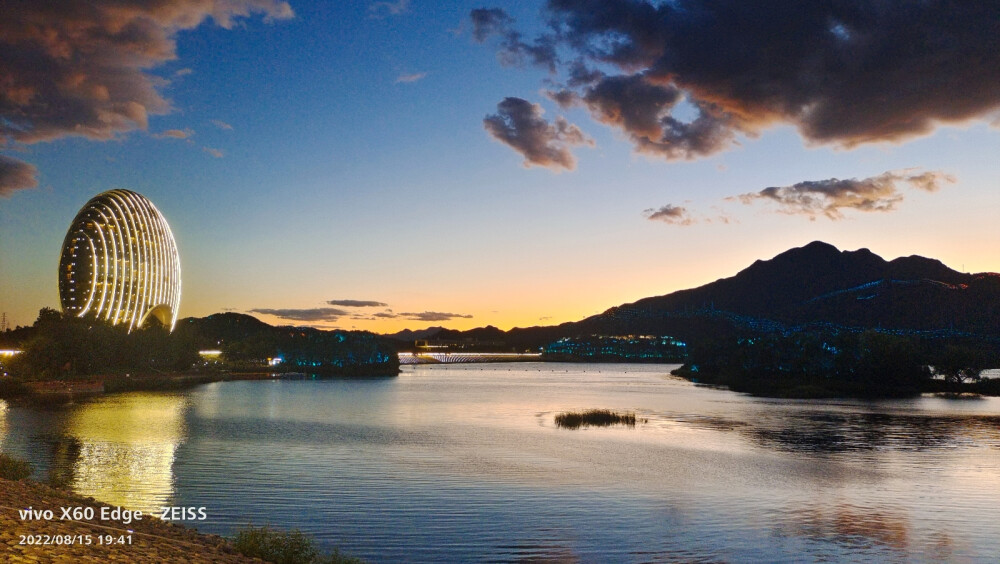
382, 326, 445, 341
428, 242, 1000, 349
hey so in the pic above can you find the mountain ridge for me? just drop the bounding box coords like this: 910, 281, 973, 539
389, 242, 1000, 347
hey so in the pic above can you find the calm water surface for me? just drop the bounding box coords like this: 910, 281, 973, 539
3, 363, 1000, 562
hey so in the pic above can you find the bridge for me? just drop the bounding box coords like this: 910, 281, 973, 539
398, 352, 542, 364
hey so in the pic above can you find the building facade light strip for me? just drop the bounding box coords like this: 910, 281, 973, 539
77, 235, 99, 317
92, 211, 113, 320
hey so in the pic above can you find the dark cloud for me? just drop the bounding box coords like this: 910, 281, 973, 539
249, 308, 348, 322
734, 169, 954, 220
471, 8, 514, 42
544, 89, 579, 109
477, 1, 1000, 160
470, 8, 557, 72
566, 60, 604, 88
0, 154, 38, 197
0, 1, 292, 147
373, 312, 398, 319
326, 300, 389, 308
483, 97, 593, 171
400, 311, 474, 322
643, 204, 695, 225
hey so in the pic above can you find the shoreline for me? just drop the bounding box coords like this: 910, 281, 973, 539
0, 477, 257, 562
0, 367, 400, 404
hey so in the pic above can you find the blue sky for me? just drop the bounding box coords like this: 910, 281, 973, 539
1, 1, 998, 332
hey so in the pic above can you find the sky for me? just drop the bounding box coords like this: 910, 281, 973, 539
1, 1, 998, 333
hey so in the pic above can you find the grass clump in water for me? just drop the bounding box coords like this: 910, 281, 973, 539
0, 452, 33, 480
234, 525, 364, 564
554, 409, 639, 429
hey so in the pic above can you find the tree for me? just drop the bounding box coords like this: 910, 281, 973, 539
935, 345, 986, 384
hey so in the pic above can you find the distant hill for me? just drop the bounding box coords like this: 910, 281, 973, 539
587, 241, 1000, 337
382, 326, 446, 342
403, 242, 1000, 349
175, 312, 399, 373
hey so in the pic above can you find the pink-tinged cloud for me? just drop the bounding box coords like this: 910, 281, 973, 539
483, 97, 594, 171
0, 154, 38, 197
643, 204, 695, 226
202, 147, 224, 158
734, 169, 955, 220
155, 128, 195, 139
210, 119, 234, 130
0, 1, 292, 147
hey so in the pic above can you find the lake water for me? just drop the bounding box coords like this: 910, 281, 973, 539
3, 363, 1000, 562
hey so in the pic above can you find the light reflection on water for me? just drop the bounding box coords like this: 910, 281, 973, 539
1, 393, 184, 514
4, 364, 1000, 561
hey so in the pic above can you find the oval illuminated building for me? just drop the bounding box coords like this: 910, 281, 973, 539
59, 189, 181, 332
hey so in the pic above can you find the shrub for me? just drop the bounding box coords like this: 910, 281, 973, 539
233, 525, 365, 564
234, 525, 317, 564
0, 453, 33, 480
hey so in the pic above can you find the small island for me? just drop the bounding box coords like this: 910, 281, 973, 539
555, 409, 641, 429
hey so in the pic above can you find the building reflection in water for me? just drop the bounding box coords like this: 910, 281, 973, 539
57, 393, 186, 514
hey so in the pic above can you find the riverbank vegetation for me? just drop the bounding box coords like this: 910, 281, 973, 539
555, 409, 640, 429
0, 309, 399, 398
673, 330, 999, 398
234, 525, 364, 564
0, 453, 32, 481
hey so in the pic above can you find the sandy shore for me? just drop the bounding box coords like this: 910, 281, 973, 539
0, 478, 258, 563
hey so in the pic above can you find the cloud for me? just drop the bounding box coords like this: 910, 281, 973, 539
483, 97, 594, 171
369, 0, 410, 18
643, 204, 695, 226
0, 1, 292, 148
470, 8, 557, 72
470, 8, 513, 42
475, 1, 1000, 160
373, 312, 398, 319
173, 68, 193, 77
0, 154, 38, 197
399, 311, 474, 322
154, 128, 194, 139
202, 146, 224, 158
395, 72, 427, 84
326, 300, 389, 307
210, 119, 234, 130
249, 307, 348, 322
734, 169, 955, 220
